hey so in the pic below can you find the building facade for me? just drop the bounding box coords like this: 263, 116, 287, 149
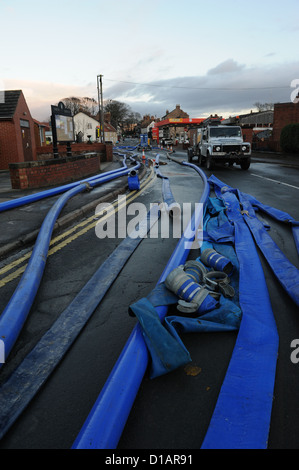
73, 111, 117, 144
0, 90, 37, 170
271, 102, 299, 151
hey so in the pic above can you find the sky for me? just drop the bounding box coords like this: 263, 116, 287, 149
1, 0, 299, 121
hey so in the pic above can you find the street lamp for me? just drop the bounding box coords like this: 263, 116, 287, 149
97, 74, 105, 144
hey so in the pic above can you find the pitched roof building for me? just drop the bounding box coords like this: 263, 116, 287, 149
0, 90, 37, 170
73, 111, 117, 144
161, 104, 189, 120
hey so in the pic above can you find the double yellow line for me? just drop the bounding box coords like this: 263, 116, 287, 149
0, 167, 156, 289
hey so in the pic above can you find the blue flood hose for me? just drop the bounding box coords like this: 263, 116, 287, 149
0, 161, 141, 366
72, 162, 209, 449
0, 154, 130, 213
155, 160, 180, 216
0, 205, 161, 440
201, 181, 279, 449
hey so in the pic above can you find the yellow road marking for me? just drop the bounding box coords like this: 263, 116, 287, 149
0, 168, 156, 288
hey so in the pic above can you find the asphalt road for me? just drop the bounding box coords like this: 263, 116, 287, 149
0, 149, 298, 450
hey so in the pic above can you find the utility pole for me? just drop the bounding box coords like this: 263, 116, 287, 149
97, 74, 105, 143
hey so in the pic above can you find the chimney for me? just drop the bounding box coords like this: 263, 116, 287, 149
104, 112, 111, 123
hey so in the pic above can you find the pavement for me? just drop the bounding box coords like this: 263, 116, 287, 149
0, 155, 148, 259
250, 150, 299, 167
0, 148, 298, 259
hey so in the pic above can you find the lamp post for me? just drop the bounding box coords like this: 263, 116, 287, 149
97, 74, 105, 144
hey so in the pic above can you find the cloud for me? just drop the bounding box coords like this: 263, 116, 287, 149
2, 59, 298, 121
207, 59, 245, 75
2, 78, 96, 120
104, 59, 298, 118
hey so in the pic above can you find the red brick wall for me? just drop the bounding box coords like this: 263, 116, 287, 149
34, 122, 46, 147
0, 120, 18, 170
271, 102, 299, 151
9, 153, 101, 189
0, 91, 37, 170
13, 91, 36, 162
36, 142, 113, 162
241, 128, 254, 144
164, 105, 189, 119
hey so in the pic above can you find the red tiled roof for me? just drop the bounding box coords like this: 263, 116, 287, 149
33, 119, 50, 130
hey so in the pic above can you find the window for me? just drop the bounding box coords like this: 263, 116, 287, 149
20, 119, 30, 128
40, 127, 45, 144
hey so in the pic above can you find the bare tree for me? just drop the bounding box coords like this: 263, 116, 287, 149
80, 97, 99, 116
59, 97, 99, 117
254, 102, 274, 112
124, 111, 142, 126
103, 100, 131, 130
60, 97, 81, 115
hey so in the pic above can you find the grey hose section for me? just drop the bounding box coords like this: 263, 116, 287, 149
0, 156, 141, 366
0, 153, 129, 213
72, 159, 209, 449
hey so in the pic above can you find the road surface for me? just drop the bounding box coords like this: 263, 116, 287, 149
0, 148, 298, 449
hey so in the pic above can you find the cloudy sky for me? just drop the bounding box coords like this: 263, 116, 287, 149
1, 0, 299, 121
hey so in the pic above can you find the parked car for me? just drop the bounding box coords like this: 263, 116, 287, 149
161, 138, 173, 146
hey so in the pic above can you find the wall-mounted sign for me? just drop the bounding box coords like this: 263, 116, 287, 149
152, 127, 159, 142
51, 102, 75, 144
51, 101, 75, 158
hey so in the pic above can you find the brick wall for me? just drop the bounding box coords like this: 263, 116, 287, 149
241, 128, 254, 144
0, 120, 18, 170
34, 122, 46, 147
9, 153, 101, 189
36, 142, 113, 162
13, 92, 36, 162
0, 91, 37, 170
271, 102, 299, 151
164, 105, 189, 119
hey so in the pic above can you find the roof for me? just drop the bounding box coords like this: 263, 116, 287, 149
95, 122, 117, 133
74, 111, 116, 133
239, 111, 273, 125
33, 119, 50, 130
155, 118, 205, 128
74, 111, 99, 122
223, 110, 274, 126
104, 122, 117, 133
161, 104, 189, 120
0, 90, 22, 119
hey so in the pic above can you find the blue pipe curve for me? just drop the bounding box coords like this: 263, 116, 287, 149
0, 159, 141, 366
0, 205, 161, 440
0, 154, 130, 213
155, 162, 180, 216
72, 162, 209, 449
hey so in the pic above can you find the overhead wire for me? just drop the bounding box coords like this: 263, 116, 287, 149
104, 77, 290, 91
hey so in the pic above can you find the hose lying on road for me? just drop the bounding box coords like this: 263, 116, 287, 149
0, 204, 160, 440
0, 153, 132, 213
73, 159, 295, 449
199, 175, 281, 449
72, 161, 209, 449
154, 153, 181, 217
0, 158, 141, 367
